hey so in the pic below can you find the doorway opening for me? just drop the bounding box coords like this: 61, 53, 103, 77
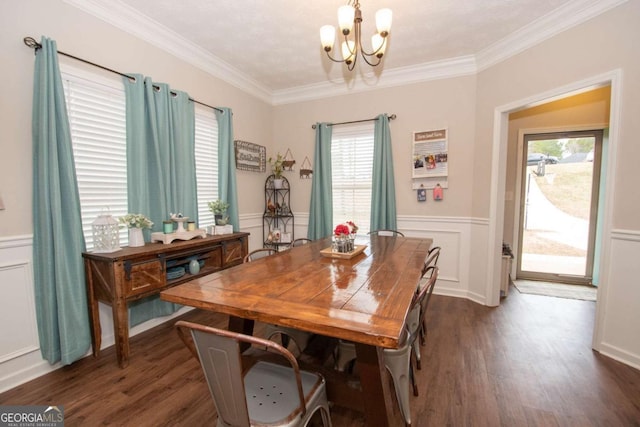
517, 130, 603, 286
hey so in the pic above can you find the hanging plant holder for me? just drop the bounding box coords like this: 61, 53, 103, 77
282, 148, 296, 171
300, 156, 313, 179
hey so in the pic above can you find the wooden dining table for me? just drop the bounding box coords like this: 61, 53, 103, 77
161, 234, 432, 426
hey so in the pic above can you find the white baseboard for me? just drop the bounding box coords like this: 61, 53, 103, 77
598, 342, 640, 371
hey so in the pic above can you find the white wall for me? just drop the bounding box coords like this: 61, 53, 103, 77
1, 0, 639, 392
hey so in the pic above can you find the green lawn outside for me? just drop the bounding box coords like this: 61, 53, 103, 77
530, 162, 593, 221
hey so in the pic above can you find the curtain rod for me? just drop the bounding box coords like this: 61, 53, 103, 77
311, 114, 396, 129
23, 36, 223, 114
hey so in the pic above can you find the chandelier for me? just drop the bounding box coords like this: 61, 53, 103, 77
320, 1, 392, 71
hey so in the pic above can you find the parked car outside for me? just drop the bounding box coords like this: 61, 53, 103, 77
527, 153, 558, 165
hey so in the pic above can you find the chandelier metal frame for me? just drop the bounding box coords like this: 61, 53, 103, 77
320, 0, 391, 71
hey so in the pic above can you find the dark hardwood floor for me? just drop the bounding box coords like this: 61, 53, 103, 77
2, 285, 639, 426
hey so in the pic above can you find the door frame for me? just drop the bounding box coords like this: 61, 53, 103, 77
487, 69, 622, 353
515, 129, 604, 285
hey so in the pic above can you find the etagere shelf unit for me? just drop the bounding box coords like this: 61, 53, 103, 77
263, 174, 294, 251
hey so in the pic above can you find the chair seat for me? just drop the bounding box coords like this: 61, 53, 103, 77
245, 361, 325, 425
176, 321, 332, 427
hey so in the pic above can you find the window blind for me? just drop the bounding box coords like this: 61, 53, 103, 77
331, 122, 375, 234
194, 106, 219, 226
62, 72, 128, 250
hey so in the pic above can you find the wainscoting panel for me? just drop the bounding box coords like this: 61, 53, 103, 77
0, 236, 50, 393
3, 222, 638, 390
0, 260, 38, 363
401, 215, 487, 302
239, 212, 267, 251
598, 229, 640, 370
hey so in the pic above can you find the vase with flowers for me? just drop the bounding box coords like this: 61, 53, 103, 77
268, 153, 284, 189
119, 213, 153, 247
333, 221, 357, 253
207, 199, 230, 225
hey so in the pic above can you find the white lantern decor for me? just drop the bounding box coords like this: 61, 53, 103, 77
92, 213, 121, 253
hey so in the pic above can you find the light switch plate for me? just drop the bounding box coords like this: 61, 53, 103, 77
0, 195, 5, 210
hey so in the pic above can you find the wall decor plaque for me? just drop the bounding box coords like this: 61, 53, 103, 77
234, 140, 266, 172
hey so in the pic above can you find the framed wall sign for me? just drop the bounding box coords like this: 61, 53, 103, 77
234, 140, 266, 172
411, 128, 449, 190
412, 129, 448, 179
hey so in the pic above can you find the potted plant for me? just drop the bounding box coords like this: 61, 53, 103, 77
119, 213, 154, 247
207, 199, 229, 225
268, 153, 284, 189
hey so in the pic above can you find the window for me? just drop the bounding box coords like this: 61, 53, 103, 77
331, 123, 375, 234
62, 67, 219, 249
194, 106, 219, 227
62, 70, 128, 250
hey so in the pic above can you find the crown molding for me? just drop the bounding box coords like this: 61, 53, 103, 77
476, 0, 628, 71
63, 0, 273, 104
272, 55, 477, 105
64, 0, 626, 105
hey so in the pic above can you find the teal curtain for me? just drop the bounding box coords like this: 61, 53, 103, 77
370, 114, 397, 230
32, 37, 91, 364
307, 123, 333, 239
124, 75, 196, 326
216, 107, 239, 230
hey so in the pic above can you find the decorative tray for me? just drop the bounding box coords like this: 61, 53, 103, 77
319, 245, 367, 259
151, 229, 206, 244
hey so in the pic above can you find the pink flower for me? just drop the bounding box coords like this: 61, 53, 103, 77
334, 224, 350, 236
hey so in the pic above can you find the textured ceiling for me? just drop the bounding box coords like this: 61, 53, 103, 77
115, 0, 576, 92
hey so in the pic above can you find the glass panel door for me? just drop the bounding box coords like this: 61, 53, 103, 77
517, 130, 602, 285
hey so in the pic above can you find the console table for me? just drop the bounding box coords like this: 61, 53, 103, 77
82, 232, 249, 367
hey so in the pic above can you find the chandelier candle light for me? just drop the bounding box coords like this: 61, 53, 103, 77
320, 0, 392, 70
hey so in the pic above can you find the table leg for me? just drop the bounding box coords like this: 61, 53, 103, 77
355, 342, 402, 427
228, 316, 255, 352
84, 261, 102, 358
112, 298, 129, 368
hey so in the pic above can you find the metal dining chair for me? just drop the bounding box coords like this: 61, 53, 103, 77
368, 229, 405, 237
176, 321, 332, 427
243, 248, 312, 355
289, 238, 312, 248
334, 267, 439, 426
413, 246, 441, 369
243, 248, 277, 263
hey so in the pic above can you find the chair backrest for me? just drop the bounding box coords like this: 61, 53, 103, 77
175, 321, 307, 426
422, 246, 441, 276
290, 238, 312, 248
368, 229, 405, 237
408, 266, 438, 339
243, 248, 277, 263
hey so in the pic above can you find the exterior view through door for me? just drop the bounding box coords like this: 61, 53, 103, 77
518, 130, 602, 286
